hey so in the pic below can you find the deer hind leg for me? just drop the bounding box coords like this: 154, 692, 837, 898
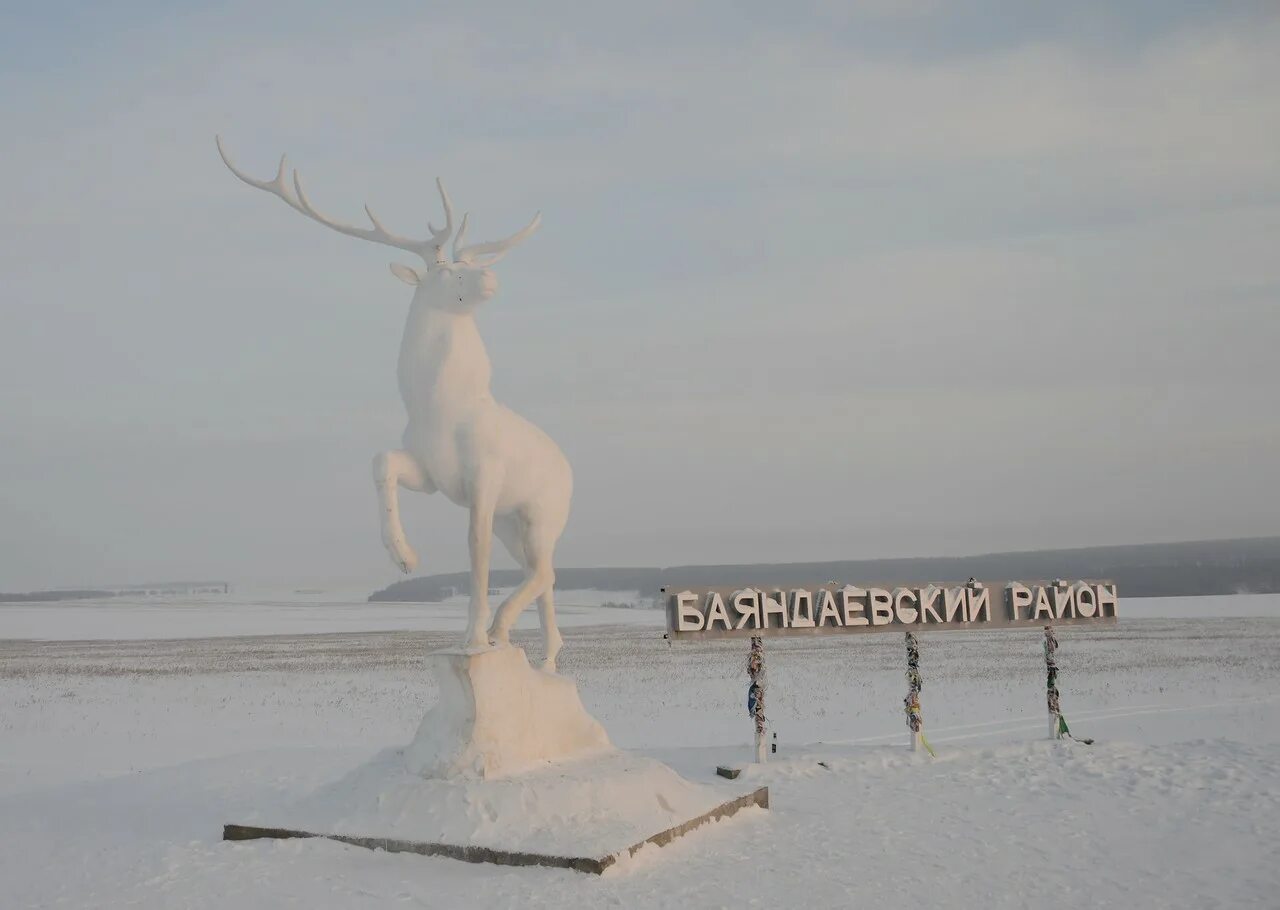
372, 450, 432, 574
488, 515, 529, 649
488, 519, 557, 665
536, 586, 563, 672
463, 467, 502, 651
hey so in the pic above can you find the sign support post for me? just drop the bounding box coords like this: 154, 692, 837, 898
1044, 624, 1061, 740
905, 631, 923, 752
748, 636, 766, 763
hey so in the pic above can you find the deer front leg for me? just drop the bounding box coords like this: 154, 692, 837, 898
463, 467, 503, 650
372, 450, 432, 574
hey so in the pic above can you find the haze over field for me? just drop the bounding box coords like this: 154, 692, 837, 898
2, 2, 1278, 592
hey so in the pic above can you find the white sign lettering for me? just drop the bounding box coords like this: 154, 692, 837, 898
668, 580, 1117, 639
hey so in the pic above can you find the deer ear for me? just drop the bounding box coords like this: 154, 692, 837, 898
389, 262, 421, 286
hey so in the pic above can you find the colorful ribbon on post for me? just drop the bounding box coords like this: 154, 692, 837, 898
1044, 623, 1093, 745
1044, 625, 1061, 718
904, 631, 935, 756
747, 635, 766, 738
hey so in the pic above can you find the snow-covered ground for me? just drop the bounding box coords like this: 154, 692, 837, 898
2, 593, 1278, 908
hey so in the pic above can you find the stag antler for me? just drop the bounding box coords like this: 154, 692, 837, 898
453, 210, 541, 266
215, 136, 454, 265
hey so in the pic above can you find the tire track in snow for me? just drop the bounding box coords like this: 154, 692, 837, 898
838, 696, 1280, 746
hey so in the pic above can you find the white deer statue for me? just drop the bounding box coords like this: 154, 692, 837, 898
217, 138, 572, 670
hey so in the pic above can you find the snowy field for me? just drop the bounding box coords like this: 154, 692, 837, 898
2, 592, 1278, 908
0, 587, 658, 641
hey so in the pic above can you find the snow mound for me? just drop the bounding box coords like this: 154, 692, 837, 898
270, 644, 742, 858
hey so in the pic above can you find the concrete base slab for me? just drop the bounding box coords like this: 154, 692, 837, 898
224, 786, 768, 875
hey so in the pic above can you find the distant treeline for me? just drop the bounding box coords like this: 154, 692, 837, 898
0, 589, 118, 603
0, 582, 230, 603
369, 537, 1280, 602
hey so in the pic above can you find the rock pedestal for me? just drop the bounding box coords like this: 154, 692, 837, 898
404, 646, 612, 779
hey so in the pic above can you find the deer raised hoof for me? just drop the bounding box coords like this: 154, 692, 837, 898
384, 533, 418, 574
372, 450, 430, 576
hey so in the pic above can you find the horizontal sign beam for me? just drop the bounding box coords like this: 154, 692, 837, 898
664, 580, 1116, 640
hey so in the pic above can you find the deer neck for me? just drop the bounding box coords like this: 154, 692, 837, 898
397, 305, 493, 421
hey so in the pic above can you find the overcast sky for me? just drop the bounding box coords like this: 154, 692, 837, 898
1, 1, 1277, 592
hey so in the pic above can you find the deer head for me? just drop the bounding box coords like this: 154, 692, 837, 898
216, 136, 540, 313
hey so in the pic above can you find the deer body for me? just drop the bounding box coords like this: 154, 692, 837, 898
396, 307, 560, 509
218, 137, 570, 669
397, 307, 494, 505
